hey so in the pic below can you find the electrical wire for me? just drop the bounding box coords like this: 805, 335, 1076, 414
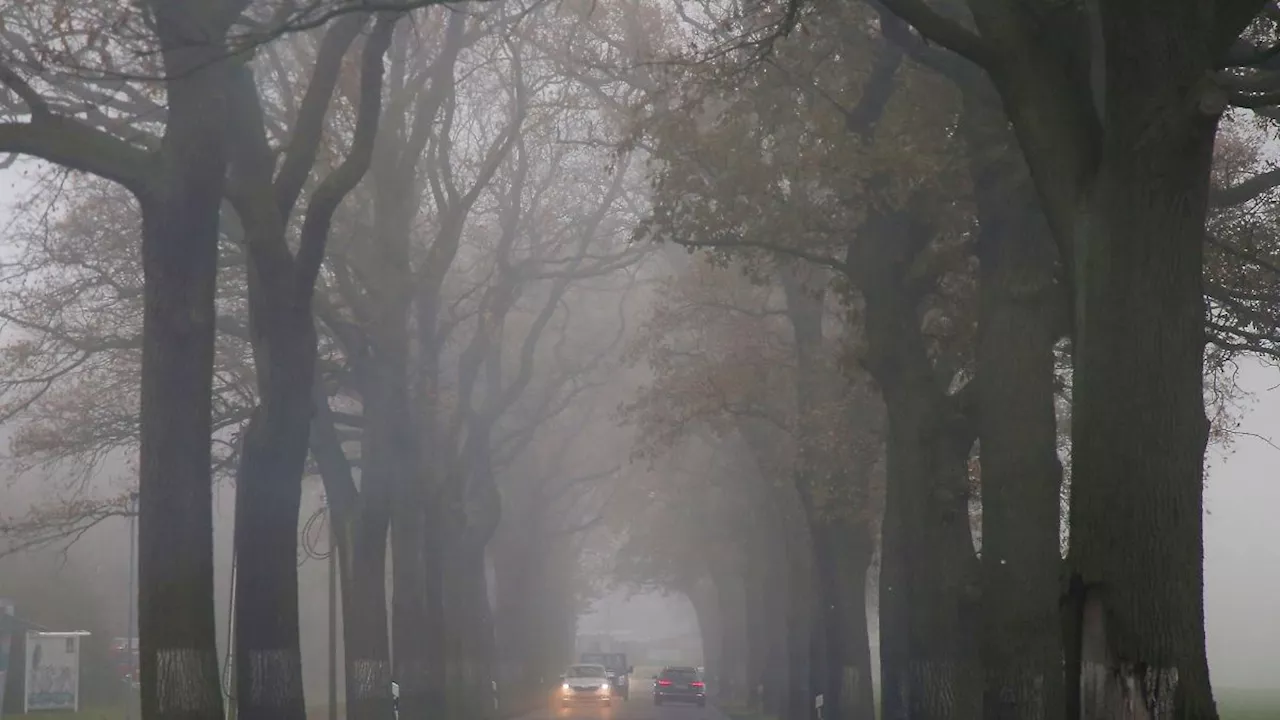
301, 506, 332, 564
221, 546, 237, 703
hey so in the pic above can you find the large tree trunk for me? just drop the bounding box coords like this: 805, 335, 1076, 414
369, 115, 437, 720
136, 6, 240, 717
310, 394, 394, 720
743, 544, 769, 711
1066, 30, 1222, 718
715, 572, 749, 706
840, 539, 875, 720
442, 541, 498, 720
779, 269, 827, 720
424, 510, 449, 713
372, 341, 434, 720
932, 3, 1242, 715
812, 521, 876, 720
876, 398, 979, 720
232, 316, 316, 720
736, 421, 796, 718
337, 510, 394, 720
687, 577, 724, 698
136, 189, 226, 720
415, 309, 450, 719
496, 529, 575, 699
490, 484, 565, 705
857, 208, 980, 720
781, 270, 879, 720
784, 536, 813, 720
761, 562, 789, 718
466, 558, 498, 719
962, 95, 1066, 720
227, 18, 392, 719
492, 551, 531, 699
360, 16, 468, 718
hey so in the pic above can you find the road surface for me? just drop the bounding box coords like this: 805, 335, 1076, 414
519, 692, 728, 720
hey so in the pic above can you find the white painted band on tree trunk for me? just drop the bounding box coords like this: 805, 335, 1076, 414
992, 672, 1045, 720
905, 660, 978, 717
350, 659, 392, 699
247, 649, 303, 705
1137, 666, 1178, 720
840, 666, 861, 709
155, 648, 222, 714
398, 660, 429, 686
1081, 662, 1179, 720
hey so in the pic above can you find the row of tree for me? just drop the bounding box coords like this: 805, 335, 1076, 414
0, 2, 653, 720
608, 3, 1280, 720
5, 2, 1280, 720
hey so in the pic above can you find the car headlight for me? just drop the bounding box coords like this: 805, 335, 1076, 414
562, 683, 571, 692
599, 683, 610, 692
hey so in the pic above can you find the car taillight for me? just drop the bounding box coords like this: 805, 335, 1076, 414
691, 682, 704, 688
657, 680, 672, 686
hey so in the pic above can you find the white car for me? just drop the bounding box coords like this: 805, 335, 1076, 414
559, 664, 613, 708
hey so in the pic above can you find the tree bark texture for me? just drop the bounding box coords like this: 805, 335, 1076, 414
780, 271, 879, 720
231, 315, 314, 720
1066, 9, 1223, 715
855, 207, 981, 720
228, 17, 393, 719
812, 520, 876, 720
137, 3, 243, 717
964, 93, 1067, 720
737, 420, 798, 718
934, 3, 1245, 715
784, 530, 813, 720
744, 556, 768, 710
338, 511, 395, 720
715, 572, 750, 706
310, 393, 394, 720
371, 111, 437, 720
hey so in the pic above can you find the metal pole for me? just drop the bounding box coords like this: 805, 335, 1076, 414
327, 497, 338, 720
126, 491, 138, 720
227, 553, 238, 720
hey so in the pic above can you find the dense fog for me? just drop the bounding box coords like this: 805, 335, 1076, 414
2, 3, 1280, 720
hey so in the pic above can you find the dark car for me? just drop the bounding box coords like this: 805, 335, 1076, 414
653, 666, 705, 707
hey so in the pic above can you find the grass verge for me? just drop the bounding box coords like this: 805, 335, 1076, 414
718, 687, 1280, 720
1219, 687, 1280, 720
7, 687, 1273, 720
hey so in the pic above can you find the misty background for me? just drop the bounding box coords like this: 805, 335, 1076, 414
1, 155, 1278, 698
1, 6, 1280, 720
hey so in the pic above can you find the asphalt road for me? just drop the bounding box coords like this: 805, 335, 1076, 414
521, 692, 726, 720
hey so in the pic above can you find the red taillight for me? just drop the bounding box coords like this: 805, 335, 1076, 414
691, 682, 704, 688
657, 680, 672, 686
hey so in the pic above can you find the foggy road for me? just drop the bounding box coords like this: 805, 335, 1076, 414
521, 694, 726, 720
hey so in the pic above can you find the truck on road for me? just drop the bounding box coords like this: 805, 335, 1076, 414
578, 652, 632, 700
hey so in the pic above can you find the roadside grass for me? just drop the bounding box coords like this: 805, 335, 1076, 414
1219, 687, 1280, 720
1, 708, 126, 720
8, 687, 1274, 720
721, 686, 1280, 720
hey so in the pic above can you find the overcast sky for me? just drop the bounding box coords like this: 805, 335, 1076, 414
1205, 356, 1280, 689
